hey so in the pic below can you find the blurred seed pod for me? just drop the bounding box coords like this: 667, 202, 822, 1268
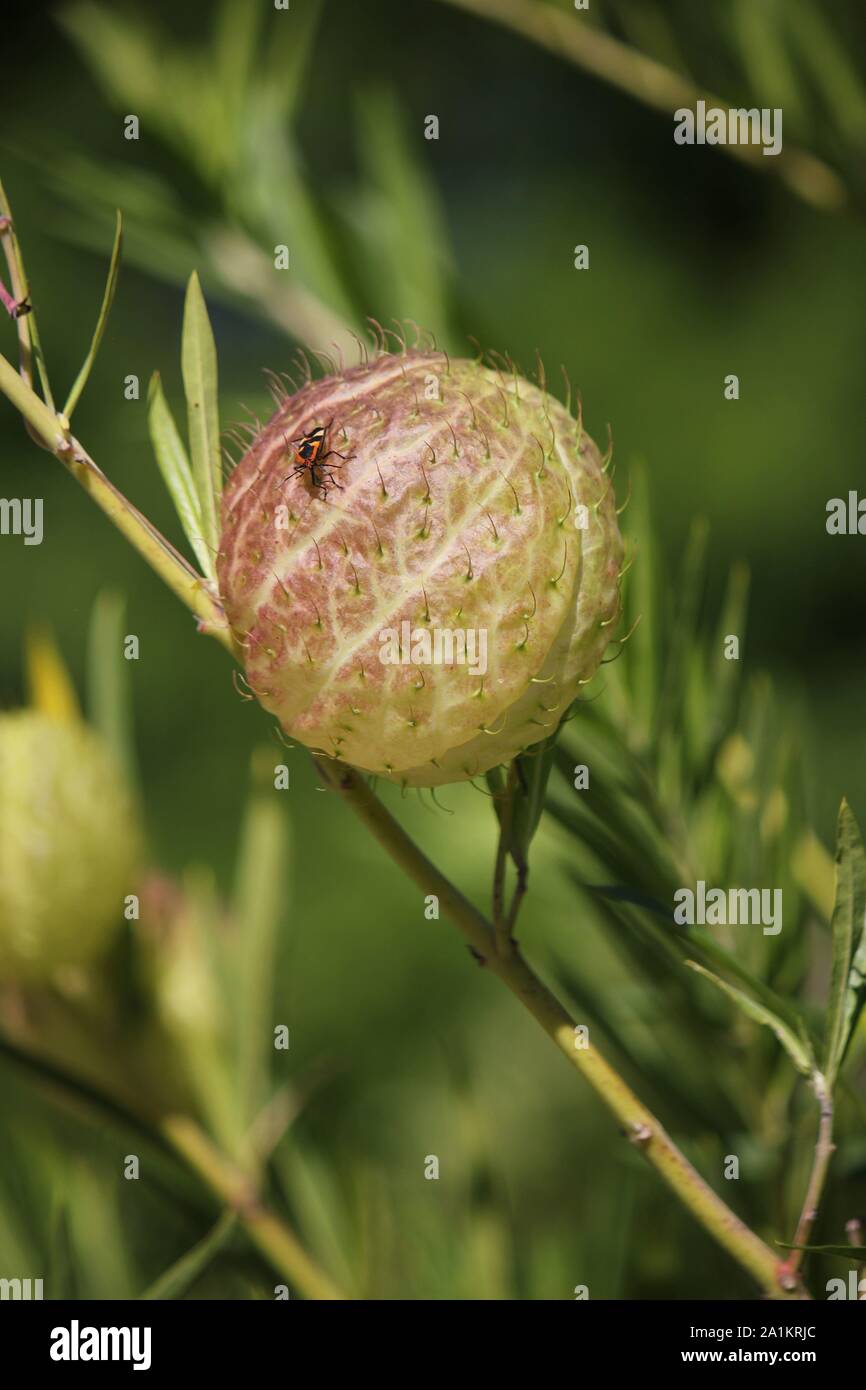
0, 710, 140, 982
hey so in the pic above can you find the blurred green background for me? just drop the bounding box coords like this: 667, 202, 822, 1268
0, 0, 865, 1299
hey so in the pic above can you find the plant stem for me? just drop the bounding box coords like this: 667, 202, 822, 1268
786, 1074, 835, 1277
438, 0, 846, 212
160, 1115, 345, 1301
0, 176, 55, 409
0, 1035, 346, 1301
314, 756, 799, 1299
0, 350, 239, 657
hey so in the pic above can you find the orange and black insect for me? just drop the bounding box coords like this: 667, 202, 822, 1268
281, 419, 352, 500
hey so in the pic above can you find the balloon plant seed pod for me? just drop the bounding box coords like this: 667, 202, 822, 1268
0, 711, 140, 981
218, 348, 624, 787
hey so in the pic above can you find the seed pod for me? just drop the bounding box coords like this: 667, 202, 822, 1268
218, 351, 623, 787
0, 711, 139, 980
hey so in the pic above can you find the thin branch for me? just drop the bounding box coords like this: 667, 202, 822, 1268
161, 1116, 345, 1301
0, 176, 55, 408
786, 1073, 835, 1277
313, 756, 800, 1300
438, 0, 847, 212
0, 350, 239, 658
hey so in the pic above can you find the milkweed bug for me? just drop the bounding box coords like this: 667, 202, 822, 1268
281, 419, 352, 500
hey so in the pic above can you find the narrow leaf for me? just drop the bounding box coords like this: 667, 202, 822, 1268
147, 372, 215, 580
140, 1214, 236, 1300
824, 800, 866, 1085
354, 86, 453, 343
508, 730, 563, 864
63, 209, 123, 418
687, 961, 814, 1077
181, 271, 221, 556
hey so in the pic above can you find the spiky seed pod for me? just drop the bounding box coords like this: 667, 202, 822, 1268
0, 711, 140, 981
218, 350, 623, 787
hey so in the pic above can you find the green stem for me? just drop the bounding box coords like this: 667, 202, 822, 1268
786, 1075, 835, 1277
0, 175, 55, 410
314, 756, 801, 1300
0, 351, 238, 657
161, 1115, 345, 1301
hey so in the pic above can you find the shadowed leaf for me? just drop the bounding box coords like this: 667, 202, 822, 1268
140, 1213, 237, 1300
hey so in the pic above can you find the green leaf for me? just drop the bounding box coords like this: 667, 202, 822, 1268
352, 86, 454, 344
823, 800, 866, 1088
86, 590, 137, 791
62, 209, 122, 418
731, 0, 805, 127
140, 1214, 237, 1300
181, 271, 221, 559
686, 961, 815, 1078
507, 732, 563, 866
147, 371, 215, 581
275, 1141, 356, 1296
784, 0, 866, 147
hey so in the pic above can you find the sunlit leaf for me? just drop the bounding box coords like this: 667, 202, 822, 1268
147, 371, 215, 581
181, 271, 222, 558
824, 800, 866, 1087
